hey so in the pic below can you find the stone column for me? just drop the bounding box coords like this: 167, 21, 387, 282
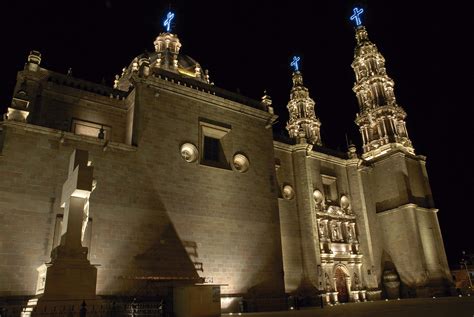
36, 149, 98, 303
291, 144, 321, 291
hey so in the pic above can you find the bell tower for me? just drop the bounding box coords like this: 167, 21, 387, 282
348, 8, 453, 297
351, 23, 413, 159
286, 56, 322, 145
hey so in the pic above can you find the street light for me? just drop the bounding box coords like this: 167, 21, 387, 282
461, 251, 473, 289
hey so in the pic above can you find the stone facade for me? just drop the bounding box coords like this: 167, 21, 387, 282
0, 21, 452, 312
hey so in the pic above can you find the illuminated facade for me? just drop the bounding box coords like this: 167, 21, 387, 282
0, 14, 452, 312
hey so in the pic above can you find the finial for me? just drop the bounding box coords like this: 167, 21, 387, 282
27, 50, 42, 71
163, 11, 175, 32
194, 63, 201, 78
290, 56, 301, 72
113, 75, 119, 89
350, 7, 364, 26
262, 90, 274, 114
262, 90, 272, 106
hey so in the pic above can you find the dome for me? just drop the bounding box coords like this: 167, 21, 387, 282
115, 32, 210, 91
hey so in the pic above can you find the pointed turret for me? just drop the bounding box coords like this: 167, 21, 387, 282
286, 60, 322, 145
351, 18, 413, 159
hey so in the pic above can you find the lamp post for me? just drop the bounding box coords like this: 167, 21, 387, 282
461, 251, 473, 290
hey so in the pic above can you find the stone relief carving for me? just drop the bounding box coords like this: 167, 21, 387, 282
353, 272, 361, 290
233, 153, 249, 173
313, 189, 324, 208
318, 220, 327, 238
340, 195, 351, 212
180, 143, 198, 163
282, 185, 295, 200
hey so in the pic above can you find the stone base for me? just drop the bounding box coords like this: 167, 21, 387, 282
366, 289, 382, 301
39, 259, 97, 301
385, 286, 400, 299
173, 284, 221, 317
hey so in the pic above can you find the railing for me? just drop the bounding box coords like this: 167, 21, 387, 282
46, 73, 129, 100
0, 299, 167, 317
153, 68, 267, 112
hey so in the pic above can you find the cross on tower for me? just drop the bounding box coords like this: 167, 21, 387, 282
350, 7, 364, 26
164, 11, 175, 32
291, 56, 301, 72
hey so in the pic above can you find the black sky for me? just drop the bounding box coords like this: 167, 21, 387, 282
1, 1, 472, 267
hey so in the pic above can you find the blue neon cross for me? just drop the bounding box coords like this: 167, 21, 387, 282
290, 56, 301, 72
350, 7, 364, 26
164, 11, 175, 32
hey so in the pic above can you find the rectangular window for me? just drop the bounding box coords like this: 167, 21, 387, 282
322, 174, 338, 203
203, 136, 221, 162
199, 119, 231, 169
323, 184, 332, 199
72, 118, 111, 140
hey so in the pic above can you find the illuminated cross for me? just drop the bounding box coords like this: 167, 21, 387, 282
290, 56, 301, 72
164, 11, 175, 32
350, 7, 364, 26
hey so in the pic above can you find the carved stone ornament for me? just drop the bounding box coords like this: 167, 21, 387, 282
233, 153, 250, 173
282, 185, 295, 200
313, 189, 324, 205
340, 195, 351, 210
180, 143, 198, 163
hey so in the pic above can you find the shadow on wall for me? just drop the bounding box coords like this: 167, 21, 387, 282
115, 221, 202, 297
375, 172, 432, 212
290, 277, 320, 307
239, 249, 286, 313
133, 222, 201, 279
90, 150, 203, 297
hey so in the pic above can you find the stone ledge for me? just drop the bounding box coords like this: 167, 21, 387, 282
0, 121, 137, 152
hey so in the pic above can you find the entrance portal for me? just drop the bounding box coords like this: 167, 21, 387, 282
335, 267, 349, 302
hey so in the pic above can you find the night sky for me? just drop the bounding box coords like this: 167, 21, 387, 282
1, 1, 472, 267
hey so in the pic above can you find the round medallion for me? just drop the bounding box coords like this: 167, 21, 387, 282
282, 185, 295, 200
313, 189, 324, 204
233, 153, 250, 173
180, 143, 198, 163
340, 195, 351, 210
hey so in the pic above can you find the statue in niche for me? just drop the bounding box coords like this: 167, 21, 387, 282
353, 272, 361, 290
318, 221, 327, 238
347, 224, 354, 241
332, 225, 339, 241
325, 273, 332, 292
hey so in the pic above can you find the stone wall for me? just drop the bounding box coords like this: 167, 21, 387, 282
0, 75, 286, 300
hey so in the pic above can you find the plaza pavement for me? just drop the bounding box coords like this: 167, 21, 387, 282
223, 296, 474, 317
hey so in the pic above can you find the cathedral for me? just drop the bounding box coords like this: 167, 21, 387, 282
0, 8, 452, 314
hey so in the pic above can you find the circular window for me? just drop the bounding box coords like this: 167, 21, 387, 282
313, 190, 324, 205
233, 153, 250, 173
180, 143, 198, 163
282, 185, 295, 200
340, 195, 351, 210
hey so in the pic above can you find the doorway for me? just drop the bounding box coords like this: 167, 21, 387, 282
335, 266, 349, 302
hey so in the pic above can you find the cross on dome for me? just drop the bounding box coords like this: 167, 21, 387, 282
164, 11, 175, 32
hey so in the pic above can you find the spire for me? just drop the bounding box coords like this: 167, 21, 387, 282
286, 57, 322, 145
351, 19, 413, 159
